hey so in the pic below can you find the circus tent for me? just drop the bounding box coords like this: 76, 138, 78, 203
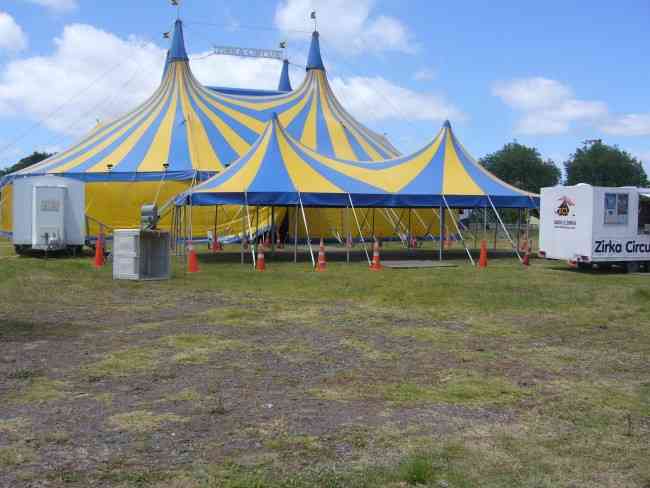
182, 117, 538, 209
1, 19, 407, 237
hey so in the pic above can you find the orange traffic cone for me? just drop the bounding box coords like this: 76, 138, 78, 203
479, 239, 488, 268
256, 245, 266, 271
522, 241, 530, 266
315, 237, 327, 272
370, 239, 382, 271
93, 233, 105, 268
187, 241, 200, 273
520, 238, 528, 254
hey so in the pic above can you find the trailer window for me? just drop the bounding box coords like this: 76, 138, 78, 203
604, 193, 628, 225
638, 195, 650, 234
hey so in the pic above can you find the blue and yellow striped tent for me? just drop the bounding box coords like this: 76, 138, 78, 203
183, 116, 538, 209
1, 20, 404, 236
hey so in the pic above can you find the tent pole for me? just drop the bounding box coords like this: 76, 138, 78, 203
271, 206, 275, 256
346, 203, 350, 264
439, 204, 444, 261
348, 194, 371, 266
212, 205, 219, 249
443, 196, 475, 266
493, 212, 498, 250
298, 194, 315, 267
413, 209, 435, 243
293, 205, 298, 263
244, 194, 256, 268
255, 205, 260, 245
372, 208, 376, 240
517, 208, 522, 251
241, 204, 245, 265
408, 208, 412, 252
487, 196, 522, 262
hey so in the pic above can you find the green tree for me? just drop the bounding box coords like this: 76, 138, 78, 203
0, 151, 53, 177
564, 140, 648, 187
480, 142, 561, 194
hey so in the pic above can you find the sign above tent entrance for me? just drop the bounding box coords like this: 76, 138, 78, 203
209, 46, 284, 60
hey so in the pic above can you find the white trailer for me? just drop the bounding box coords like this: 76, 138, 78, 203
539, 184, 650, 272
11, 175, 85, 254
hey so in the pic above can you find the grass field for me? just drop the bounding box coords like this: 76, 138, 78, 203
0, 238, 649, 487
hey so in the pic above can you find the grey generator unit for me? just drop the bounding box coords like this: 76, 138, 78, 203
113, 229, 171, 280
12, 175, 85, 254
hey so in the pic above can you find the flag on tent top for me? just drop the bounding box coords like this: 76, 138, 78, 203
310, 10, 316, 19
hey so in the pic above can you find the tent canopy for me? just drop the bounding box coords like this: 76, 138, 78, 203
6, 23, 398, 188
180, 116, 539, 209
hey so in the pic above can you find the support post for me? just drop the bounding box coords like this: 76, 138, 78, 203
439, 204, 444, 261
271, 206, 275, 256
487, 196, 522, 262
348, 194, 371, 265
298, 194, 315, 267
241, 204, 245, 264
517, 207, 522, 251
346, 203, 350, 264
244, 194, 256, 268
293, 205, 298, 263
443, 196, 475, 266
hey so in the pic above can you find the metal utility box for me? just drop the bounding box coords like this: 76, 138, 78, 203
113, 229, 171, 280
12, 175, 85, 252
539, 184, 650, 270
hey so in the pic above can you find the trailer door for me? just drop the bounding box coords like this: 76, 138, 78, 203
32, 186, 66, 249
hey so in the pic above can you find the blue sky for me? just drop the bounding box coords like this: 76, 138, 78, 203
0, 0, 648, 173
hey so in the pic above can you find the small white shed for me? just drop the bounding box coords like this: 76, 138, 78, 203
11, 175, 85, 253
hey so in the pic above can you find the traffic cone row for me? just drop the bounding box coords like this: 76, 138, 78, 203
479, 239, 488, 268
315, 237, 327, 272
369, 239, 382, 271
187, 241, 200, 273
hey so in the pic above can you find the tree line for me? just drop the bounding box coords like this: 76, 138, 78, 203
480, 140, 647, 194
1, 140, 648, 196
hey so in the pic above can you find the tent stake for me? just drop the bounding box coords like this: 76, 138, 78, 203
298, 194, 315, 267
348, 194, 371, 265
487, 196, 522, 262
443, 196, 475, 266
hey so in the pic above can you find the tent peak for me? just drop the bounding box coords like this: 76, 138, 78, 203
443, 120, 452, 129
306, 31, 325, 71
170, 19, 188, 62
278, 58, 292, 91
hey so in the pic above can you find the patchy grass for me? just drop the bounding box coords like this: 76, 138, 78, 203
1, 252, 650, 486
82, 347, 159, 379
107, 410, 187, 433
4, 378, 67, 404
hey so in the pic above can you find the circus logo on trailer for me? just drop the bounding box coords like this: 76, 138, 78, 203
554, 196, 576, 229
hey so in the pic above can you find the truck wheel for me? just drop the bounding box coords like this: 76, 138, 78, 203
577, 262, 592, 271
625, 262, 640, 274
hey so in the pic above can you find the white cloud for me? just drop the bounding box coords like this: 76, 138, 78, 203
189, 54, 299, 91
275, 0, 414, 54
0, 12, 28, 52
601, 114, 650, 136
0, 24, 163, 136
330, 75, 463, 123
492, 77, 607, 135
0, 21, 456, 149
413, 68, 436, 82
25, 0, 77, 12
